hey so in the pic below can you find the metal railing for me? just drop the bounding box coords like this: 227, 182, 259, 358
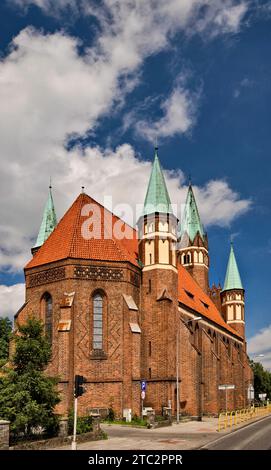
218, 404, 271, 432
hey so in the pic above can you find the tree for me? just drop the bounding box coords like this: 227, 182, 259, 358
0, 317, 12, 363
250, 360, 271, 401
0, 318, 60, 439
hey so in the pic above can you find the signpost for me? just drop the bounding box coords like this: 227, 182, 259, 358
259, 393, 267, 401
248, 384, 254, 402
141, 381, 146, 418
218, 384, 235, 412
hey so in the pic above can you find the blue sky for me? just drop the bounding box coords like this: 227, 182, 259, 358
0, 0, 270, 367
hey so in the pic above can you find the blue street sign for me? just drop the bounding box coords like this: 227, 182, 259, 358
141, 381, 146, 391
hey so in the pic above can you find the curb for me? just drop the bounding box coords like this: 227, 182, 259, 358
198, 413, 271, 449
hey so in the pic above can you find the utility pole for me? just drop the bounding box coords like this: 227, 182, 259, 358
72, 375, 87, 451
72, 395, 78, 451
176, 322, 180, 423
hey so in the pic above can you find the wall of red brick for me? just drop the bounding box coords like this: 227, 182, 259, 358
140, 266, 178, 415
19, 258, 141, 418
16, 257, 253, 419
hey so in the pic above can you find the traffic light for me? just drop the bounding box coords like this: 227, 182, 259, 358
74, 374, 86, 397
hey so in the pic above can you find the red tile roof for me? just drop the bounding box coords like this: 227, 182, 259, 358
178, 264, 242, 338
26, 192, 242, 339
26, 193, 139, 269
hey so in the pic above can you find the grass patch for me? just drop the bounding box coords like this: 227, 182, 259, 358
103, 417, 147, 427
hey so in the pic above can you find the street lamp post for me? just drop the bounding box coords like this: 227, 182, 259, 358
176, 315, 202, 424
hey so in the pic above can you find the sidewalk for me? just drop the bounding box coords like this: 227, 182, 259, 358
52, 413, 271, 450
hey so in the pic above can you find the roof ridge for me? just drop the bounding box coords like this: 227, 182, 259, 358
178, 263, 242, 339
69, 193, 87, 258
26, 192, 139, 269
87, 193, 137, 233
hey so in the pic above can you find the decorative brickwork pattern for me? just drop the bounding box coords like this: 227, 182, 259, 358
28, 267, 65, 287
74, 266, 124, 282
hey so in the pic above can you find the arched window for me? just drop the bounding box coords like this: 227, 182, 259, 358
93, 293, 103, 350
184, 253, 191, 264
41, 293, 53, 345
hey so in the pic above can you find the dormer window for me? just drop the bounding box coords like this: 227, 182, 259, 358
185, 290, 194, 299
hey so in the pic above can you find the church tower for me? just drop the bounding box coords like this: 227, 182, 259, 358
138, 147, 178, 412
32, 185, 57, 255
221, 243, 245, 337
178, 184, 209, 293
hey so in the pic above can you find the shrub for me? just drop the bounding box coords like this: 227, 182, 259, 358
108, 407, 115, 422
68, 408, 93, 435
0, 318, 60, 440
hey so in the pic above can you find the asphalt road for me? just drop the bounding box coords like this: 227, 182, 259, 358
55, 419, 221, 450
201, 415, 271, 450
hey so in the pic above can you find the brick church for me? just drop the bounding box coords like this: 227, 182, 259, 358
15, 148, 253, 419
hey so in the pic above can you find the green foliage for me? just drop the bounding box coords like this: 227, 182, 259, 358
250, 360, 271, 400
0, 317, 12, 362
68, 408, 93, 435
13, 318, 51, 372
108, 407, 115, 421
102, 415, 147, 427
0, 318, 60, 440
131, 414, 146, 426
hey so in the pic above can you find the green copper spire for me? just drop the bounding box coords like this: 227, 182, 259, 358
143, 147, 172, 216
222, 243, 243, 291
180, 185, 204, 242
34, 186, 57, 248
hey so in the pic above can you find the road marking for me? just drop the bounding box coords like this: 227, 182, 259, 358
200, 414, 271, 450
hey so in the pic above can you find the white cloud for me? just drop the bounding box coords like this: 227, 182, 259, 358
0, 0, 251, 276
187, 1, 248, 38
248, 325, 271, 371
192, 180, 251, 227
10, 0, 249, 37
9, 0, 81, 15
135, 84, 199, 142
213, 3, 248, 33
233, 76, 254, 98
0, 284, 25, 320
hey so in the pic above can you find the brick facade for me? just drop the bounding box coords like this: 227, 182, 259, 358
15, 191, 253, 420
16, 254, 253, 419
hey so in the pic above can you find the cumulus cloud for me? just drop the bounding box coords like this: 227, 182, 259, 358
0, 0, 252, 303
0, 284, 25, 320
187, 0, 248, 37
8, 0, 82, 15
10, 0, 249, 36
192, 180, 251, 226
135, 84, 199, 142
248, 325, 271, 371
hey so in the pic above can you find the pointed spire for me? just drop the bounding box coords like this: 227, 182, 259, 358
222, 243, 243, 291
34, 185, 57, 248
180, 184, 204, 242
143, 147, 172, 216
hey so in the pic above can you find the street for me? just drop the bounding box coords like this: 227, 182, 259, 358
53, 415, 271, 451
56, 418, 222, 451
201, 414, 271, 450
